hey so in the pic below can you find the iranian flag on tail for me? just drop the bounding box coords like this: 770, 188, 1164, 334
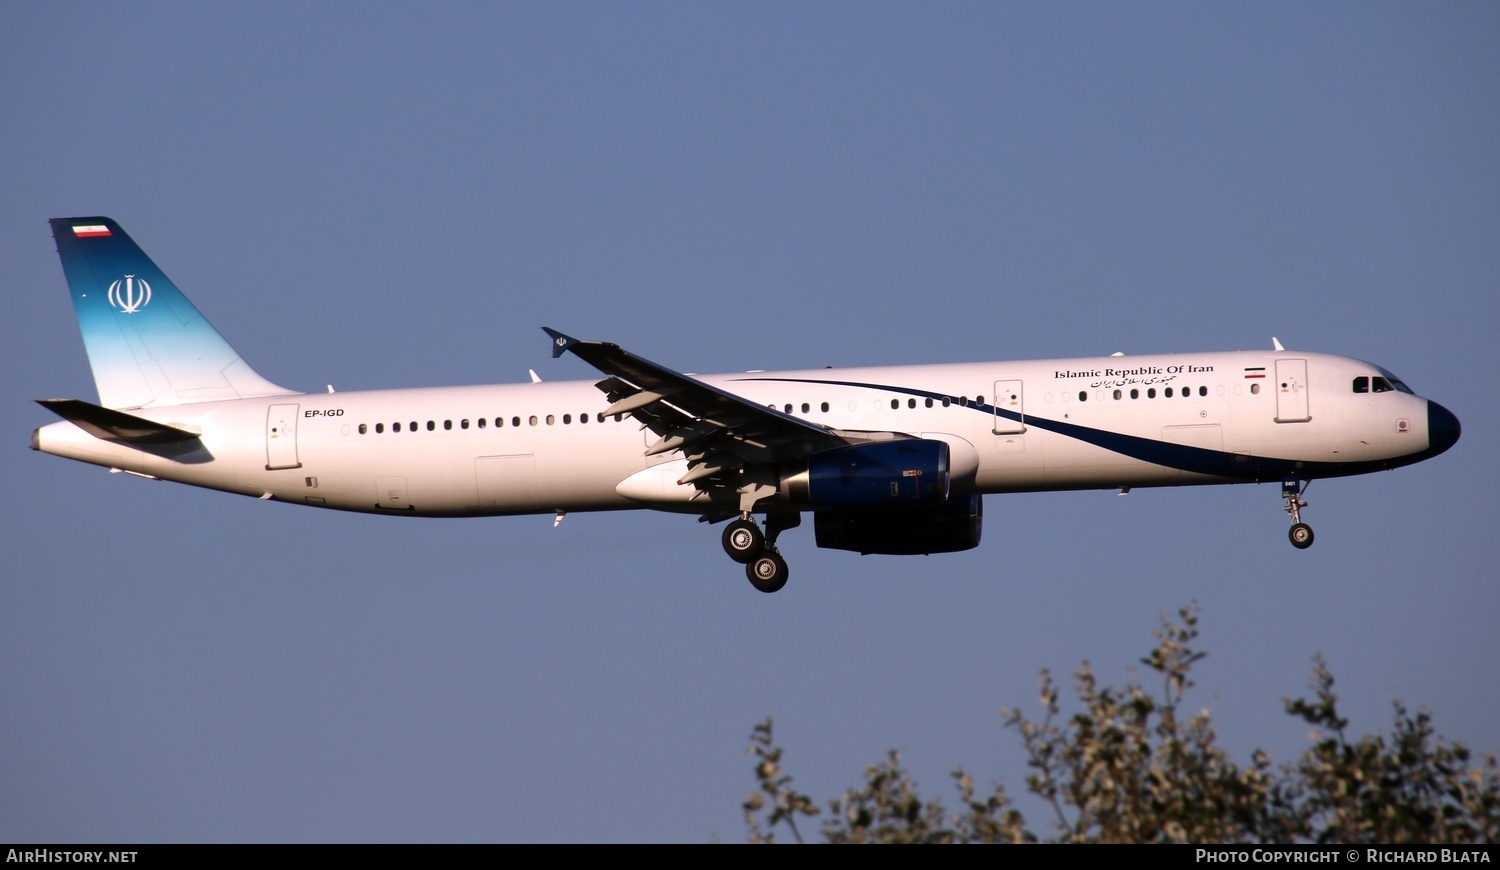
72, 224, 111, 238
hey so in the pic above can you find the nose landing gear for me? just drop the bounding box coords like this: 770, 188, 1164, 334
720, 511, 800, 592
1282, 479, 1314, 549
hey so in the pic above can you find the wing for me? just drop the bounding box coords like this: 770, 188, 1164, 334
544, 328, 847, 500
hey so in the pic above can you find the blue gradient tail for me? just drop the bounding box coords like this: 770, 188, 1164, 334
49, 217, 296, 409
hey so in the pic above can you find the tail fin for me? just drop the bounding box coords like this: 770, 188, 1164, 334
49, 217, 296, 409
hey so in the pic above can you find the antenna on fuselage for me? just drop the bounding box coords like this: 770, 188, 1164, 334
1272, 337, 1286, 351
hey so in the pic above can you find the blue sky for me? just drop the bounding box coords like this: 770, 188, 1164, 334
2, 2, 1496, 843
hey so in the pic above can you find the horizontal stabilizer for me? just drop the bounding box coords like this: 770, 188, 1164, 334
36, 399, 201, 444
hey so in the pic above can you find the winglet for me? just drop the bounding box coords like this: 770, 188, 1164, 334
543, 327, 579, 359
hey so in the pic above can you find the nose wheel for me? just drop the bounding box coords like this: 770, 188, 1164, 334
721, 512, 799, 592
1282, 479, 1314, 549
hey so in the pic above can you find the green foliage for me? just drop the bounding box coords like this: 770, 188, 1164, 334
744, 721, 1029, 844
1287, 659, 1500, 843
744, 604, 1499, 844
743, 719, 818, 844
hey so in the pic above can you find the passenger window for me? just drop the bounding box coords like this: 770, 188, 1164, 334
1077, 391, 1087, 402
443, 420, 452, 430
358, 423, 368, 434
925, 398, 933, 408
426, 421, 435, 431
513, 417, 521, 427
529, 416, 538, 426
821, 402, 829, 412
1250, 383, 1260, 395
891, 399, 899, 410
376, 423, 384, 433
1131, 389, 1139, 399
801, 403, 810, 413
393, 422, 402, 432
579, 412, 588, 424
563, 414, 571, 424
942, 397, 951, 407
1147, 388, 1156, 399
410, 421, 418, 432
908, 398, 916, 409
461, 419, 469, 429
1113, 389, 1122, 400
1165, 387, 1174, 398
1353, 377, 1369, 393
1199, 386, 1207, 397
545, 415, 555, 425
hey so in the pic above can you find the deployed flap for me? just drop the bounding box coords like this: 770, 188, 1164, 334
544, 328, 840, 485
36, 398, 201, 444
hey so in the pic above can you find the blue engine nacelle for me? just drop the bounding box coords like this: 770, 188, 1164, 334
781, 440, 950, 508
813, 494, 983, 555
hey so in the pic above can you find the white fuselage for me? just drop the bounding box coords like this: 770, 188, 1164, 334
33, 349, 1446, 518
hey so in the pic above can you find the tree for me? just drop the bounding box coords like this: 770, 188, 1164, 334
743, 605, 1499, 843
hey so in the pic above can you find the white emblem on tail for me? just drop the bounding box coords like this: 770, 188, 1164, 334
107, 274, 152, 313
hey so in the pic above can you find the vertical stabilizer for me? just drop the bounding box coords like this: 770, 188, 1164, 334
49, 217, 296, 409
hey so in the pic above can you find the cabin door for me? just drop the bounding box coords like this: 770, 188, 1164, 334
1274, 359, 1310, 423
265, 404, 302, 470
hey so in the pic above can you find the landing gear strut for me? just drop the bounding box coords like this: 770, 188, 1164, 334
1282, 479, 1314, 549
721, 512, 800, 593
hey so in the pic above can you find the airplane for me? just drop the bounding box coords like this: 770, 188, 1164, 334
32, 217, 1461, 593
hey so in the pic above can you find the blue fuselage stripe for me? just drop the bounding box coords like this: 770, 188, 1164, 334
737, 376, 1422, 482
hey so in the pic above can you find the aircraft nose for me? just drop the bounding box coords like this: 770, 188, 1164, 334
1426, 400, 1461, 457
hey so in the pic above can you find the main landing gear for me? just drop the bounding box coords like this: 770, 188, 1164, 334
1282, 478, 1314, 549
721, 512, 800, 593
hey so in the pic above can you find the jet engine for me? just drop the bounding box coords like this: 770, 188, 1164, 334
813, 494, 983, 555
780, 439, 950, 508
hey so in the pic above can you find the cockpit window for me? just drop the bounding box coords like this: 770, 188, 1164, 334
1355, 374, 1415, 395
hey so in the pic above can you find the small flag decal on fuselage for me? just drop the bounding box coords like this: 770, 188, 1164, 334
1244, 367, 1266, 379
72, 225, 111, 238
